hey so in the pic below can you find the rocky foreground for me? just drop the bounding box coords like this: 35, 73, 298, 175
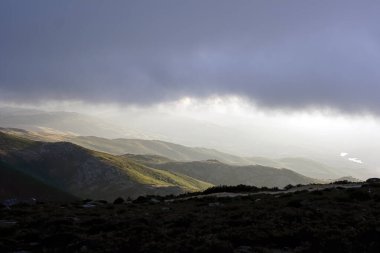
1, 183, 380, 253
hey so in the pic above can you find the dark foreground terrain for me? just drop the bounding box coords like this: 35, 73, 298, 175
1, 183, 380, 253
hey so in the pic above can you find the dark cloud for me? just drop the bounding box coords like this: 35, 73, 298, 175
1, 0, 380, 114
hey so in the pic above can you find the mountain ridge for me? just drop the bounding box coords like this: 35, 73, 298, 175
0, 132, 212, 201
129, 157, 319, 188
0, 127, 359, 180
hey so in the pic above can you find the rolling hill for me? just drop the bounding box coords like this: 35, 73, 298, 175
0, 132, 212, 201
0, 107, 146, 139
0, 128, 355, 180
67, 136, 356, 180
69, 136, 253, 163
246, 157, 341, 180
0, 131, 321, 202
126, 155, 319, 188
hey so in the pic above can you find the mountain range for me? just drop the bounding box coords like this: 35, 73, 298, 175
0, 107, 147, 139
0, 127, 356, 180
126, 154, 316, 188
0, 130, 321, 201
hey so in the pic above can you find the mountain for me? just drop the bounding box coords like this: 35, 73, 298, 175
0, 126, 252, 164
0, 131, 320, 202
246, 157, 341, 180
0, 128, 356, 180
0, 107, 146, 139
0, 132, 212, 201
0, 128, 251, 163
68, 136, 359, 181
67, 136, 253, 163
126, 155, 319, 188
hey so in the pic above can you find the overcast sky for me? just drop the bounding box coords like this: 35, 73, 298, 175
1, 0, 380, 115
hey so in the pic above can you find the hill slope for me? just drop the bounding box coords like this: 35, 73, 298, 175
65, 137, 360, 180
246, 157, 341, 180
0, 132, 212, 200
67, 136, 253, 164
0, 107, 145, 138
0, 128, 352, 180
0, 160, 77, 202
126, 155, 319, 188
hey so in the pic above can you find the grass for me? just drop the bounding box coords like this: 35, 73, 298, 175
94, 151, 213, 192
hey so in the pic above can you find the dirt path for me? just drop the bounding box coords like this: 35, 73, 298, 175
167, 183, 363, 202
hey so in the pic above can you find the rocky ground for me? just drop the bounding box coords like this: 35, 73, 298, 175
1, 183, 380, 252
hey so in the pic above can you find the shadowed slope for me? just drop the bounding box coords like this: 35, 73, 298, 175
0, 160, 77, 202
0, 133, 212, 200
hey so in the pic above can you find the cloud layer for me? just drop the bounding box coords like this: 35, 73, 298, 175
1, 0, 380, 114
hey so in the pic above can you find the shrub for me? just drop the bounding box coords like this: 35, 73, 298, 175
202, 185, 259, 194
332, 180, 351, 185
284, 184, 294, 190
348, 190, 371, 201
287, 199, 302, 208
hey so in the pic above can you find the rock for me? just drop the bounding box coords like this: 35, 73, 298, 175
150, 198, 160, 203
2, 198, 19, 207
208, 202, 221, 207
234, 245, 253, 253
113, 197, 124, 205
1, 198, 37, 208
0, 220, 17, 228
80, 245, 88, 252
82, 203, 96, 208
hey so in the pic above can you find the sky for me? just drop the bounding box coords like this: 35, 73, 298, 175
1, 0, 380, 114
1, 1, 380, 176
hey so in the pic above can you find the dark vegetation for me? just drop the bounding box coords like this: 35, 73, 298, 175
2, 183, 380, 252
0, 160, 78, 202
202, 184, 261, 194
